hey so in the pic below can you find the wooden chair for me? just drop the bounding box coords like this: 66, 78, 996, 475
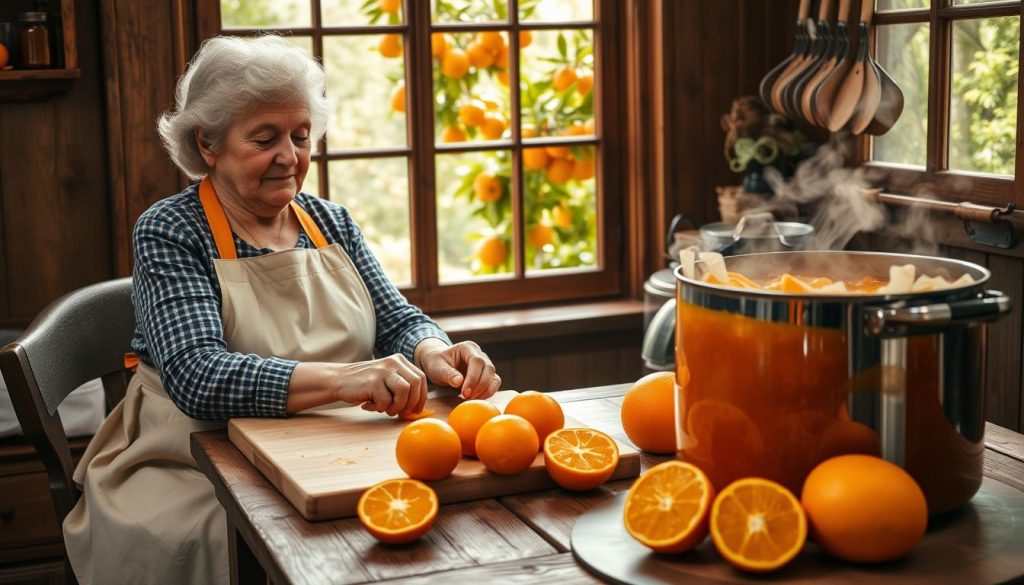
0, 277, 135, 585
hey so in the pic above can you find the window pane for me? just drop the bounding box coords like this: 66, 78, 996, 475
524, 144, 598, 274
323, 35, 408, 150
520, 29, 595, 138
432, 0, 507, 23
302, 162, 320, 197
436, 151, 514, 282
949, 17, 1019, 175
952, 0, 1007, 4
875, 0, 928, 9
220, 0, 310, 28
328, 158, 412, 286
329, 0, 404, 27
433, 32, 512, 144
521, 0, 593, 22
872, 23, 929, 166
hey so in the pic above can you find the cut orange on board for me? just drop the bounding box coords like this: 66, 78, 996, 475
357, 479, 439, 544
710, 477, 806, 572
543, 428, 619, 491
399, 408, 435, 421
623, 461, 715, 553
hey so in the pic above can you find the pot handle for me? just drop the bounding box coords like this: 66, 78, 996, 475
865, 290, 1011, 336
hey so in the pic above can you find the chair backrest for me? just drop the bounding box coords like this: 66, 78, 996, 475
0, 277, 135, 525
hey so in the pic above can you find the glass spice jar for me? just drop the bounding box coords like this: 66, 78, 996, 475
19, 11, 51, 69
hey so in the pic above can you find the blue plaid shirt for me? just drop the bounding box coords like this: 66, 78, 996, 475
131, 183, 450, 421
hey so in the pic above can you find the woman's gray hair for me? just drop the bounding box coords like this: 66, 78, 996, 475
157, 35, 329, 180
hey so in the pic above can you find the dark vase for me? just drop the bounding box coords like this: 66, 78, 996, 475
742, 161, 774, 194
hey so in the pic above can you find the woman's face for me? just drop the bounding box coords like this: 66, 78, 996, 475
203, 102, 312, 214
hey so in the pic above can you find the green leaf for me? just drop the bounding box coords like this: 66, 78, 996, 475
557, 33, 568, 59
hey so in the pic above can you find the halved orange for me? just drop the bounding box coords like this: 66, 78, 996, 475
543, 428, 619, 491
357, 478, 439, 545
710, 477, 806, 572
623, 461, 715, 553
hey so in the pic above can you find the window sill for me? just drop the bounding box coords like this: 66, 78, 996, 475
434, 299, 646, 345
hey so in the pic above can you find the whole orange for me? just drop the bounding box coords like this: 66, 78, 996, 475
546, 158, 574, 184
378, 33, 402, 59
475, 236, 508, 268
620, 371, 677, 454
473, 173, 502, 203
0, 44, 8, 69
447, 400, 500, 457
395, 419, 462, 481
475, 414, 539, 474
441, 48, 470, 79
504, 391, 564, 447
801, 455, 928, 563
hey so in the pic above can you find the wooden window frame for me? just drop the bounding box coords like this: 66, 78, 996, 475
863, 0, 1024, 208
193, 0, 627, 314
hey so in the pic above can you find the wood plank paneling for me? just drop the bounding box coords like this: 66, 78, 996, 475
985, 254, 1024, 430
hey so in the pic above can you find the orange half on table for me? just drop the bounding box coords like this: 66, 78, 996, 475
623, 460, 715, 553
543, 428, 619, 491
357, 478, 439, 544
710, 477, 807, 572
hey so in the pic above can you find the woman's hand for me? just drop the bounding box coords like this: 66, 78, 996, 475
331, 354, 427, 417
415, 339, 501, 400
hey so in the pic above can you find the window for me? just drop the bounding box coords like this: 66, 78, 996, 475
868, 0, 1022, 206
200, 0, 622, 312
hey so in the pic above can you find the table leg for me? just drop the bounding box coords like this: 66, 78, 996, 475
229, 524, 268, 585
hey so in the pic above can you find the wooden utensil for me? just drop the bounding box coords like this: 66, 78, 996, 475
865, 61, 905, 135
784, 0, 834, 122
850, 55, 882, 134
772, 0, 820, 114
827, 0, 875, 131
228, 390, 642, 521
760, 0, 813, 110
803, 0, 853, 126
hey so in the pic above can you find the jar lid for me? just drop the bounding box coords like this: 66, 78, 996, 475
20, 12, 48, 23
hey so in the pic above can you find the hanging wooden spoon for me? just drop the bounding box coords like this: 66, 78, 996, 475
760, 0, 813, 110
826, 0, 874, 131
784, 0, 834, 122
850, 56, 882, 134
772, 0, 820, 115
802, 0, 852, 126
865, 61, 905, 135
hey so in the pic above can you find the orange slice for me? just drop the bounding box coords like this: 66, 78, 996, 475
357, 478, 439, 544
543, 428, 619, 491
710, 477, 806, 572
399, 407, 436, 421
623, 461, 715, 553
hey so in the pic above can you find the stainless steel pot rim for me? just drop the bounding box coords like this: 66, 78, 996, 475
674, 250, 992, 302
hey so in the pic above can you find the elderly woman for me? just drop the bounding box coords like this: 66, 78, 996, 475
62, 35, 501, 584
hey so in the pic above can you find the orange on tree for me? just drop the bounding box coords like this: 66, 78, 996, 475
583, 117, 596, 134
441, 48, 470, 79
378, 33, 403, 58
473, 173, 503, 203
447, 400, 501, 457
358, 479, 438, 545
477, 31, 504, 52
458, 101, 486, 128
619, 371, 678, 454
467, 41, 495, 69
378, 0, 400, 14
544, 144, 571, 159
395, 418, 462, 481
504, 391, 564, 446
566, 122, 588, 136
390, 84, 405, 114
528, 223, 554, 248
523, 147, 550, 171
551, 203, 573, 229
441, 125, 467, 143
475, 414, 539, 474
497, 70, 509, 87
480, 113, 506, 140
710, 478, 806, 572
476, 235, 508, 268
519, 30, 533, 48
482, 98, 501, 111
431, 33, 448, 57
623, 460, 714, 553
801, 455, 927, 563
544, 428, 619, 491
576, 73, 594, 95
572, 158, 595, 181
553, 67, 578, 92
494, 45, 509, 69
546, 158, 575, 184
521, 125, 538, 138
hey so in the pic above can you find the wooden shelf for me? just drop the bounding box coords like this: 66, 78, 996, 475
0, 68, 79, 81
0, 0, 78, 102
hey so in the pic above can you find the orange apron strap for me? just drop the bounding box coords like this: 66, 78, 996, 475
290, 201, 330, 249
123, 352, 140, 373
198, 178, 238, 260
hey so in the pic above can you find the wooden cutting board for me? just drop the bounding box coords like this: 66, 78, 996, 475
228, 390, 641, 521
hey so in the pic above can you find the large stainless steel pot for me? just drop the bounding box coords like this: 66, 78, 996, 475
674, 250, 1011, 514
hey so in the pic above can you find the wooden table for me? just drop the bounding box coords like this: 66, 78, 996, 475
191, 383, 1024, 585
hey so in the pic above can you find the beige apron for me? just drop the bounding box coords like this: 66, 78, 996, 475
64, 178, 376, 585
